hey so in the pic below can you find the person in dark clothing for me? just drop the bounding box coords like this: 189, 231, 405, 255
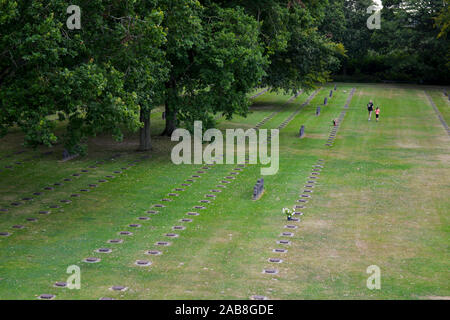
367, 100, 374, 121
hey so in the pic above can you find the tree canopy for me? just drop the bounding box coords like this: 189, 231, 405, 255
1, 0, 448, 153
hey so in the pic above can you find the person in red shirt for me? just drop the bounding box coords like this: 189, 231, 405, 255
375, 107, 380, 122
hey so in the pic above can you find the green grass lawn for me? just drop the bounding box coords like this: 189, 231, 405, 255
0, 83, 448, 300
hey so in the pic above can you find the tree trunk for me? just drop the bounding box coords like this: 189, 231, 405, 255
161, 101, 177, 136
139, 109, 151, 151
161, 79, 177, 136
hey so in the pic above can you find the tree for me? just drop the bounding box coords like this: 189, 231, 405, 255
207, 0, 343, 94
0, 0, 168, 153
159, 1, 267, 135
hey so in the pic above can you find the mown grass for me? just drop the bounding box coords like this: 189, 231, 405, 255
0, 83, 448, 300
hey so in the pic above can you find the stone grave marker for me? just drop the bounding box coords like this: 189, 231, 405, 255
299, 125, 305, 138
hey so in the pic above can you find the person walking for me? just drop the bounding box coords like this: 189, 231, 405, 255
375, 107, 380, 122
367, 100, 374, 121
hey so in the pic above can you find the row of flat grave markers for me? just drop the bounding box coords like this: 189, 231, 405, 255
38, 155, 248, 300
254, 90, 302, 130
252, 178, 264, 200
35, 160, 219, 299
0, 150, 53, 174
325, 88, 355, 147
0, 152, 128, 213
253, 159, 325, 300
0, 155, 148, 239
99, 156, 250, 300
266, 89, 321, 144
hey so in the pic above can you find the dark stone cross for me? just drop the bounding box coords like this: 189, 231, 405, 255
252, 178, 264, 200
334, 84, 337, 91
316, 106, 321, 116
299, 125, 305, 138
329, 90, 333, 98
324, 97, 328, 105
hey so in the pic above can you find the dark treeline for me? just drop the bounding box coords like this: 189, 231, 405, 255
0, 0, 448, 153
321, 0, 449, 83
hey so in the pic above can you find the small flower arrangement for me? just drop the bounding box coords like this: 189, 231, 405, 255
283, 208, 293, 220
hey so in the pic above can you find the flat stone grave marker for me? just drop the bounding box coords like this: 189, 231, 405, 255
155, 241, 171, 246
250, 295, 268, 301
263, 269, 278, 275
187, 212, 199, 216
26, 218, 38, 222
165, 233, 179, 238
138, 217, 150, 221
277, 240, 291, 245
180, 218, 193, 223
39, 210, 51, 214
0, 232, 11, 237
49, 205, 60, 209
128, 224, 141, 228
107, 239, 123, 244
268, 258, 283, 263
281, 232, 294, 237
119, 231, 133, 236
135, 260, 152, 267
54, 282, 67, 288
273, 249, 287, 253
38, 294, 55, 300
33, 192, 42, 196
146, 250, 162, 255
194, 206, 206, 209
83, 257, 101, 263
147, 210, 159, 215
110, 286, 127, 292
96, 248, 112, 253
12, 225, 25, 229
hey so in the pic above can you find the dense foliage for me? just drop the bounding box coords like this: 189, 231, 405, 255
322, 0, 449, 83
0, 0, 448, 153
